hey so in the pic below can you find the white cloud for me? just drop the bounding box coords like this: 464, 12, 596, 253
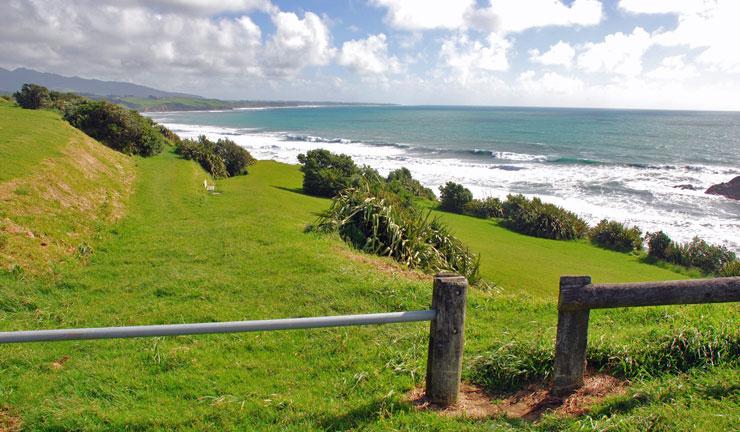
529, 41, 575, 67
467, 0, 603, 34
439, 33, 512, 82
370, 0, 474, 31
620, 0, 740, 73
576, 27, 652, 76
122, 0, 276, 15
517, 70, 584, 95
338, 34, 401, 75
262, 11, 335, 76
646, 55, 699, 80
618, 0, 702, 15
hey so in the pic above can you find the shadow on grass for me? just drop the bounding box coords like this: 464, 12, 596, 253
316, 398, 413, 430
272, 185, 309, 196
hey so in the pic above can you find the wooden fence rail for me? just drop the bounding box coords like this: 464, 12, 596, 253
553, 275, 740, 395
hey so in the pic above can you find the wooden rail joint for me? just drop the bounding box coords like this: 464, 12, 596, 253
552, 275, 740, 396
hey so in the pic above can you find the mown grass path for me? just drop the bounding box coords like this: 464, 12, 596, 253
1, 146, 737, 430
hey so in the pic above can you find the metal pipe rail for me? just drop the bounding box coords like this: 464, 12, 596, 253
0, 310, 436, 344
0, 274, 469, 406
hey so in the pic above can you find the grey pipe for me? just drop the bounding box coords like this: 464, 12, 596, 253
0, 310, 436, 344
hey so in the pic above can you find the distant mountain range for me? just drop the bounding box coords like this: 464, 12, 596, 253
0, 67, 388, 112
0, 67, 198, 99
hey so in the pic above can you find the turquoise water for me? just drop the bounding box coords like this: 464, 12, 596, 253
149, 106, 740, 251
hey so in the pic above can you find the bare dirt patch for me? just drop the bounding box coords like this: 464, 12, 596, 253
0, 408, 21, 432
408, 374, 627, 421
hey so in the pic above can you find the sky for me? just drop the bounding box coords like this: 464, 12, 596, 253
2, 0, 740, 110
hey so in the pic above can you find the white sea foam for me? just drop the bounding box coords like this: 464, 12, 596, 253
162, 122, 740, 253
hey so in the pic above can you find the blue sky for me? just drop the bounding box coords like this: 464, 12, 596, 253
2, 0, 740, 109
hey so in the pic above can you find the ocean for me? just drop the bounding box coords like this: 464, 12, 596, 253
147, 105, 740, 252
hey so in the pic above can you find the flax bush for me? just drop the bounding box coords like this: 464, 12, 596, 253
309, 182, 480, 282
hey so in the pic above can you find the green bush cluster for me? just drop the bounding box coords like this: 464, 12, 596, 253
387, 167, 436, 202
438, 181, 473, 213
501, 194, 588, 240
297, 149, 360, 197
589, 219, 643, 252
719, 260, 740, 277
470, 324, 739, 392
175, 135, 255, 178
647, 231, 736, 274
64, 100, 168, 156
297, 149, 434, 204
14, 83, 85, 111
13, 83, 175, 157
463, 197, 504, 219
310, 182, 480, 282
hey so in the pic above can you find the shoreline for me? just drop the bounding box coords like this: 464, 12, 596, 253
153, 118, 740, 253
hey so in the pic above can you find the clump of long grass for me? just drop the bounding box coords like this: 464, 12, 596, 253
469, 323, 739, 392
309, 182, 480, 282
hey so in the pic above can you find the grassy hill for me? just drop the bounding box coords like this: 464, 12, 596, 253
0, 104, 737, 431
0, 103, 134, 274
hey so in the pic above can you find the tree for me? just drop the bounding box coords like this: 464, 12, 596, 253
438, 182, 473, 213
63, 100, 166, 156
13, 83, 50, 109
214, 137, 255, 176
297, 149, 358, 197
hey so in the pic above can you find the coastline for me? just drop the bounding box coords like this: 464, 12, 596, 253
151, 114, 740, 253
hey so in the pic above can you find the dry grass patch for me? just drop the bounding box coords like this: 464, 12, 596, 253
0, 133, 135, 273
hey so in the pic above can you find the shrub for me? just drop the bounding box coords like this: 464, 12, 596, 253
463, 197, 503, 219
589, 219, 643, 253
669, 237, 736, 274
647, 231, 736, 274
310, 182, 480, 282
502, 194, 588, 240
297, 149, 358, 197
719, 260, 740, 277
214, 137, 255, 176
64, 100, 166, 156
175, 135, 254, 178
647, 231, 672, 260
387, 167, 436, 201
439, 182, 473, 213
13, 83, 50, 109
158, 125, 182, 146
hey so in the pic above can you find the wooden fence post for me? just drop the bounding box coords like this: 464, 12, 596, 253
552, 275, 591, 396
425, 273, 468, 406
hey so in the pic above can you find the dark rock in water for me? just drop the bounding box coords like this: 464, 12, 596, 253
705, 176, 740, 200
674, 184, 699, 191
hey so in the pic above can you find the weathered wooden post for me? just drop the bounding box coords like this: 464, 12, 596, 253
425, 273, 468, 406
552, 275, 591, 396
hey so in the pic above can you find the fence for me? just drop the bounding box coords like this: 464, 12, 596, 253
3, 271, 737, 404
0, 273, 468, 406
552, 275, 740, 395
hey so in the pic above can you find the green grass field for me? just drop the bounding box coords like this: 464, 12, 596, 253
0, 106, 737, 431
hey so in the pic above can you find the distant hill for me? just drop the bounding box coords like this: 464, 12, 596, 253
0, 67, 393, 112
0, 67, 199, 99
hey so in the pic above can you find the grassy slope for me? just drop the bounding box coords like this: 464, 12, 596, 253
433, 210, 685, 298
0, 105, 135, 273
0, 110, 737, 430
0, 102, 71, 182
